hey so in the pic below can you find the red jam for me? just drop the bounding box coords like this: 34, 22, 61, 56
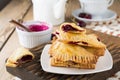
29, 24, 49, 32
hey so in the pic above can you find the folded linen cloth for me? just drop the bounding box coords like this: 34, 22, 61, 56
86, 16, 120, 37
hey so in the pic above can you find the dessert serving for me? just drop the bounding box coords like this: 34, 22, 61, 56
49, 22, 106, 69
6, 47, 34, 67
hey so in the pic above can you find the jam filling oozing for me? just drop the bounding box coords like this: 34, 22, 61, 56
62, 24, 78, 32
68, 41, 88, 45
51, 33, 56, 40
68, 41, 79, 44
55, 32, 59, 35
97, 38, 100, 41
17, 55, 32, 64
82, 41, 88, 45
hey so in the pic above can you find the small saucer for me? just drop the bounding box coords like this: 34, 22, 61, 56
72, 9, 117, 22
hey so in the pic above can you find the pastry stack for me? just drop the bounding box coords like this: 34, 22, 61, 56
49, 23, 106, 69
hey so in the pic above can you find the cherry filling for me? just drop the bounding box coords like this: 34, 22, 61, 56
17, 55, 32, 64
97, 38, 100, 41
68, 41, 79, 44
79, 13, 92, 19
82, 41, 88, 45
68, 41, 88, 45
55, 32, 59, 35
62, 24, 78, 32
51, 33, 56, 40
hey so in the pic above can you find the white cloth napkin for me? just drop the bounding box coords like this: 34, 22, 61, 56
86, 17, 120, 37
92, 25, 120, 37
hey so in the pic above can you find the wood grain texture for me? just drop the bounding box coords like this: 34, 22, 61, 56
0, 0, 32, 50
6, 30, 120, 80
1, 0, 120, 80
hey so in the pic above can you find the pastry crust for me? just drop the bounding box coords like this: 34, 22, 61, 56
49, 22, 106, 69
49, 41, 98, 64
57, 30, 106, 48
6, 47, 34, 67
51, 58, 96, 69
60, 22, 86, 34
83, 46, 105, 56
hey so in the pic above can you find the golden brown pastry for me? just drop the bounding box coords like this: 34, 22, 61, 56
57, 30, 106, 48
51, 58, 96, 69
83, 46, 105, 56
60, 22, 86, 34
6, 47, 34, 67
49, 22, 106, 69
49, 41, 98, 64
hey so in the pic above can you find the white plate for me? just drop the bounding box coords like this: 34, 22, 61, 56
72, 9, 117, 22
41, 44, 113, 75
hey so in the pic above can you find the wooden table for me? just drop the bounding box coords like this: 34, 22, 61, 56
0, 0, 120, 80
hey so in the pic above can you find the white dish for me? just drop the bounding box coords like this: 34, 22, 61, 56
16, 21, 53, 48
41, 44, 113, 75
72, 9, 117, 22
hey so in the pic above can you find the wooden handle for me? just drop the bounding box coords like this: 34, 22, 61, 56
9, 19, 31, 32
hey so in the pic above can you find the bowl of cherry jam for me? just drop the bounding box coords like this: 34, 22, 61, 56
16, 21, 53, 48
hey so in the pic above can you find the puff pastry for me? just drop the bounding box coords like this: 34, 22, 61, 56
49, 22, 106, 69
83, 46, 105, 56
6, 47, 34, 67
49, 41, 98, 64
57, 31, 106, 48
60, 22, 86, 34
51, 58, 96, 69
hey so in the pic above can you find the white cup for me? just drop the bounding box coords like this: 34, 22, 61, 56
79, 0, 114, 16
16, 21, 53, 48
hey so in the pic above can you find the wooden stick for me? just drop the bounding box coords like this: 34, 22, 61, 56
9, 19, 31, 32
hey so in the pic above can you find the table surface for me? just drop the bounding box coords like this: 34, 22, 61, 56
0, 0, 120, 80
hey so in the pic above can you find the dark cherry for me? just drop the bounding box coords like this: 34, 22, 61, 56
77, 20, 86, 27
55, 32, 59, 35
79, 13, 86, 18
85, 14, 92, 19
68, 41, 79, 44
79, 13, 92, 19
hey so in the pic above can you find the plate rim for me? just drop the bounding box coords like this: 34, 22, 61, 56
72, 9, 117, 22
40, 44, 113, 75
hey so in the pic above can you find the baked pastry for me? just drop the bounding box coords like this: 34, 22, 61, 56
60, 22, 86, 34
83, 46, 105, 56
6, 47, 34, 67
51, 58, 96, 69
49, 22, 106, 69
49, 41, 98, 65
56, 22, 106, 48
57, 30, 106, 48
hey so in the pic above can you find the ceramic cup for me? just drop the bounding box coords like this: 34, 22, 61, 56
79, 0, 114, 16
16, 21, 53, 48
